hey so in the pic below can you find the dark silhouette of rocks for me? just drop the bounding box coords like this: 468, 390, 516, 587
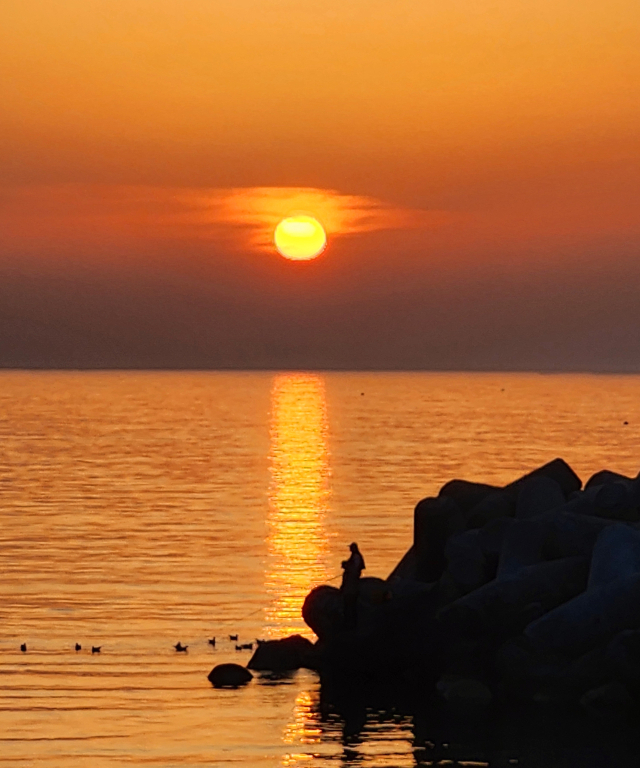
208, 663, 253, 688
247, 634, 317, 672
297, 458, 640, 719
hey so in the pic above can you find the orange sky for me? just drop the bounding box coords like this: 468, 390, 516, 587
1, 1, 639, 368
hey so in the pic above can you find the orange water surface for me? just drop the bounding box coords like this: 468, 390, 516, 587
1, 372, 640, 766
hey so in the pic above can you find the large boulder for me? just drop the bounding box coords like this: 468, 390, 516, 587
247, 634, 316, 671
207, 663, 253, 688
302, 585, 343, 640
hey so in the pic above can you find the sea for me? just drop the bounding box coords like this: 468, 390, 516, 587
2, 371, 640, 767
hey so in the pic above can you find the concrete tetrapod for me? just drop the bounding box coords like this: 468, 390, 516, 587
438, 557, 589, 639
525, 572, 640, 656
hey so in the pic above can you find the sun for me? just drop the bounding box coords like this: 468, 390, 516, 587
274, 215, 327, 261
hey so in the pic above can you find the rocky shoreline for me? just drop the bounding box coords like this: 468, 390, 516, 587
212, 459, 640, 720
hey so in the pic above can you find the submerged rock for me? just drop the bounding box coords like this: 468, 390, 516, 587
208, 663, 253, 688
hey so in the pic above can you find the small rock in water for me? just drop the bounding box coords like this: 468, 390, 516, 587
208, 663, 253, 688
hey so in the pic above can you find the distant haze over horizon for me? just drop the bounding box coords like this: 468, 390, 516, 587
1, 1, 639, 371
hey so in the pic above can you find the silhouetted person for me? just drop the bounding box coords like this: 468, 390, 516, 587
20, 643, 27, 653
341, 542, 365, 630
75, 643, 81, 651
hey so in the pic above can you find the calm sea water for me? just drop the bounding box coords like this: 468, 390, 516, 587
2, 371, 640, 767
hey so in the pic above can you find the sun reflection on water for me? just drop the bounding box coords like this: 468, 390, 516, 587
265, 373, 331, 639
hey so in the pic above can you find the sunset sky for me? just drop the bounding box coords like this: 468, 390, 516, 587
1, 0, 639, 369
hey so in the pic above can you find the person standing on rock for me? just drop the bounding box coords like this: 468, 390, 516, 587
341, 542, 365, 629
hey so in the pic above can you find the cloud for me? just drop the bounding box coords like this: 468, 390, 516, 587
177, 186, 448, 251
0, 184, 445, 258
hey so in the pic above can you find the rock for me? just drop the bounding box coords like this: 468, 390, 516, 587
515, 476, 565, 519
466, 490, 514, 529
561, 484, 638, 522
414, 496, 463, 582
594, 483, 638, 522
525, 572, 640, 656
438, 557, 589, 639
497, 520, 548, 579
580, 681, 633, 720
437, 675, 493, 713
496, 636, 568, 698
585, 470, 634, 490
444, 529, 491, 594
464, 459, 580, 529
479, 516, 515, 555
506, 458, 582, 499
247, 634, 317, 672
438, 479, 501, 516
562, 646, 612, 696
207, 663, 253, 688
387, 544, 417, 581
587, 524, 640, 589
606, 630, 640, 682
537, 511, 613, 560
302, 585, 343, 640
561, 486, 604, 516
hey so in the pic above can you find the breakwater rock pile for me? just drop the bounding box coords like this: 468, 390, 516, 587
296, 459, 640, 718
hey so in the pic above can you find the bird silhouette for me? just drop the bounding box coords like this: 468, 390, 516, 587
91, 646, 101, 654
208, 637, 216, 647
20, 643, 27, 653
75, 643, 81, 651
229, 634, 238, 641
174, 642, 188, 652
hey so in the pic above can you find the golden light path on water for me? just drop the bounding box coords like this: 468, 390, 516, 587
265, 373, 332, 639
